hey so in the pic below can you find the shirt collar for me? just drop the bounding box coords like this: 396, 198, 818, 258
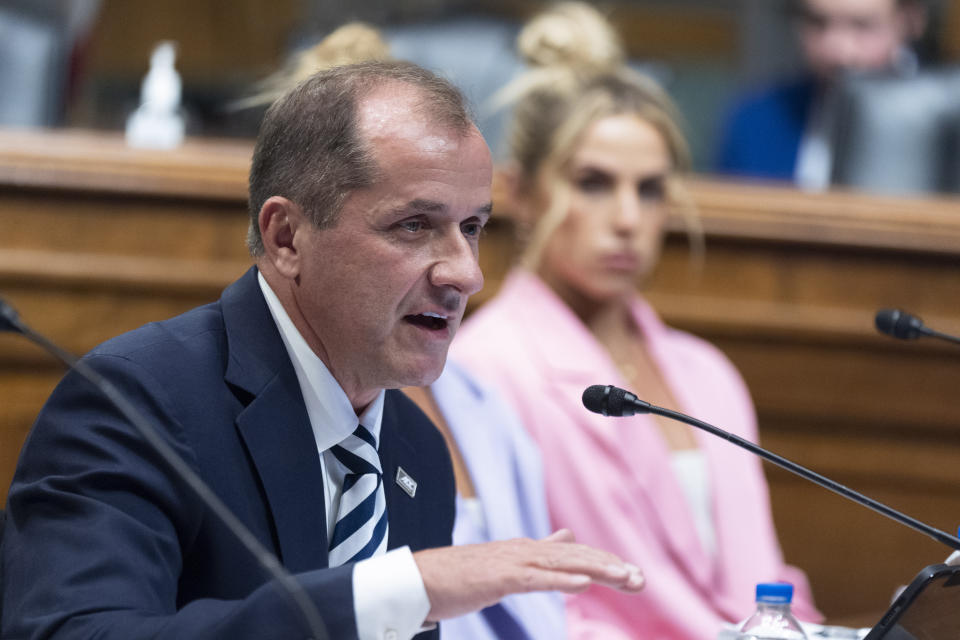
257, 271, 384, 452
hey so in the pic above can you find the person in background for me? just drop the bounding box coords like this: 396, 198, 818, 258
714, 0, 928, 189
453, 3, 823, 638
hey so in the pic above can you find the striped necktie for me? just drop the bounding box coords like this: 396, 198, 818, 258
328, 424, 389, 566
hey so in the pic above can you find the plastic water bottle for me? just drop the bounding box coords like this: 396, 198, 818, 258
126, 41, 185, 149
736, 582, 808, 640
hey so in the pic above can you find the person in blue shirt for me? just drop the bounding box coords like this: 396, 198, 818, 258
715, 0, 928, 187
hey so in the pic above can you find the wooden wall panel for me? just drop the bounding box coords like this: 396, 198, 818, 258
86, 0, 299, 81
2, 128, 960, 623
0, 130, 254, 509
611, 5, 738, 61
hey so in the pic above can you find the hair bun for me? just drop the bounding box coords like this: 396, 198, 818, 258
233, 22, 390, 109
517, 2, 625, 72
292, 22, 391, 76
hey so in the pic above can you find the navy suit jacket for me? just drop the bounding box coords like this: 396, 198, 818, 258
714, 77, 817, 182
1, 267, 455, 640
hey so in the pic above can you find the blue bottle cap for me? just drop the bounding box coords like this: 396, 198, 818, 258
756, 582, 793, 604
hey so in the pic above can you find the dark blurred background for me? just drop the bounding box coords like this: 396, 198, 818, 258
2, 0, 956, 174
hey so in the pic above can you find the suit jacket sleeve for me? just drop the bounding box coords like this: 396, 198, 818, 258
1, 353, 358, 640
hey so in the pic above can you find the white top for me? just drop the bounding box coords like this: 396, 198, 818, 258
259, 273, 430, 640
670, 449, 717, 557
795, 47, 919, 192
794, 88, 835, 192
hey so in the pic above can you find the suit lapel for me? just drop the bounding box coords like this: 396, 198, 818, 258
379, 390, 429, 551
221, 267, 329, 572
235, 370, 329, 572
547, 360, 719, 592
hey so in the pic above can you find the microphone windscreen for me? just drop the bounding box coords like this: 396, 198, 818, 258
606, 386, 629, 417
582, 385, 610, 415
875, 308, 923, 340
582, 385, 632, 416
0, 298, 23, 333
875, 308, 899, 336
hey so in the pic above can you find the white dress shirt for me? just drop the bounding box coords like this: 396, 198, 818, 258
259, 272, 431, 640
794, 86, 835, 192
795, 47, 919, 192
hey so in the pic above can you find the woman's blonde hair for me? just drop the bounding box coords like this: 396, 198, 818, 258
491, 2, 701, 269
232, 22, 393, 110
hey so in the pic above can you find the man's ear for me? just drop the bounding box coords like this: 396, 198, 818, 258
258, 196, 306, 279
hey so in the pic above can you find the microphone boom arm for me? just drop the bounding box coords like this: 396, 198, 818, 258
582, 384, 960, 553
645, 402, 960, 552
1, 298, 329, 640
927, 329, 960, 347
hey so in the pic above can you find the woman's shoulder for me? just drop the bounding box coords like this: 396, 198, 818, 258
664, 324, 736, 370
452, 313, 541, 398
455, 281, 543, 361
455, 305, 522, 366
633, 297, 746, 386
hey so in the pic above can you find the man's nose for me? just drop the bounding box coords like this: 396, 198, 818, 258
430, 231, 484, 297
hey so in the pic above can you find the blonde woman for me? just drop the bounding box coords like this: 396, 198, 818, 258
454, 3, 822, 638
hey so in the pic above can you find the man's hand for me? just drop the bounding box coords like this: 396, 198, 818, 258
413, 529, 644, 621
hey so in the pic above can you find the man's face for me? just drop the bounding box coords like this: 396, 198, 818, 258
290, 86, 492, 408
797, 0, 912, 82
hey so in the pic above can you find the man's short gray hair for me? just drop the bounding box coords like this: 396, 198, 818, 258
247, 60, 473, 256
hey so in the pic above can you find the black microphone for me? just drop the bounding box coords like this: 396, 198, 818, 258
0, 296, 20, 333
581, 384, 651, 417
875, 308, 960, 346
582, 384, 960, 552
0, 295, 329, 640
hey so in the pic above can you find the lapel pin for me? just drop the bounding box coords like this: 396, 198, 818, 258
395, 466, 417, 498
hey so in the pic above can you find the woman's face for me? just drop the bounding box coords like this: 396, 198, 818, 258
534, 113, 672, 313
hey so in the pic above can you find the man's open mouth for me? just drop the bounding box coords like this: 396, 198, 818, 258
405, 312, 449, 331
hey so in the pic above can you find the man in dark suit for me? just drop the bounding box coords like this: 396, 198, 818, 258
1, 62, 643, 640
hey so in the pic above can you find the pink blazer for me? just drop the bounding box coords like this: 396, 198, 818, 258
453, 270, 821, 640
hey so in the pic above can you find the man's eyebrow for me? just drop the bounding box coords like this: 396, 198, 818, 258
405, 199, 447, 214
391, 200, 494, 216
